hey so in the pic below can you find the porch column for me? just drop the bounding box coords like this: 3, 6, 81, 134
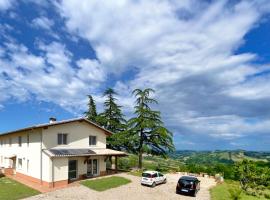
115, 156, 118, 173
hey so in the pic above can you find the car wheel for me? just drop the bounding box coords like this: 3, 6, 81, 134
152, 182, 156, 187
192, 191, 197, 197
163, 179, 167, 184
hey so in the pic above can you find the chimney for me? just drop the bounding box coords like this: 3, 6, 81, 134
49, 117, 57, 123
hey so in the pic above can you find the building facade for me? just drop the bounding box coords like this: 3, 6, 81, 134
0, 118, 126, 188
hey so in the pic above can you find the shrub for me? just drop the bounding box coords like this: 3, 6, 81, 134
228, 186, 242, 200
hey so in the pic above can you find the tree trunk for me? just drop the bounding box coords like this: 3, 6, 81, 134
138, 150, 143, 169
138, 129, 143, 169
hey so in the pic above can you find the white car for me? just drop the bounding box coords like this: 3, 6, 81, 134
141, 170, 167, 187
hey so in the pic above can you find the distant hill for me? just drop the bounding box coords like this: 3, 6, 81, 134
119, 150, 270, 175
169, 150, 270, 165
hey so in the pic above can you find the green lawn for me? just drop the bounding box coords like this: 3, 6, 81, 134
210, 180, 269, 200
81, 176, 131, 191
0, 176, 40, 200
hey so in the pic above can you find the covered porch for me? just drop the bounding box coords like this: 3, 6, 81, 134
2, 154, 17, 175
43, 148, 127, 186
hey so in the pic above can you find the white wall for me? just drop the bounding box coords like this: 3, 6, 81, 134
0, 120, 109, 183
42, 153, 52, 182
42, 121, 107, 149
53, 157, 68, 182
0, 129, 42, 180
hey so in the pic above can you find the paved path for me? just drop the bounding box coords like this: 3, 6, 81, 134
24, 173, 216, 200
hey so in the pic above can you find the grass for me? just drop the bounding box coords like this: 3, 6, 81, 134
0, 176, 40, 200
127, 170, 143, 177
81, 176, 131, 191
210, 180, 269, 200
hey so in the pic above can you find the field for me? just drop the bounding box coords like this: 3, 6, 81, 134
118, 154, 183, 172
170, 150, 270, 164
119, 150, 270, 171
0, 176, 40, 200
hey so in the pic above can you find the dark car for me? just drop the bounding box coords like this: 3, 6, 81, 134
176, 176, 200, 197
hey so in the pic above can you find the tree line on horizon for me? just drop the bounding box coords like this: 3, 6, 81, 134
84, 87, 175, 168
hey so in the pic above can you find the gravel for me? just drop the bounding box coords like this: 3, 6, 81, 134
24, 173, 216, 200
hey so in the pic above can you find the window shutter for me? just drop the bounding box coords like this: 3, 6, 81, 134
63, 134, 67, 145
58, 134, 62, 145
93, 136, 96, 145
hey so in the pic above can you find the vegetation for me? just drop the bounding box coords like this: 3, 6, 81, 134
0, 177, 40, 200
126, 88, 174, 168
81, 176, 131, 191
84, 89, 270, 199
96, 88, 126, 150
84, 88, 174, 167
127, 170, 143, 177
235, 160, 270, 197
84, 95, 98, 123
98, 88, 126, 134
210, 180, 269, 200
170, 150, 270, 164
119, 154, 183, 173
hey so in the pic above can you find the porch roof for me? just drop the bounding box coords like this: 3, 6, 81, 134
4, 154, 16, 159
43, 148, 127, 157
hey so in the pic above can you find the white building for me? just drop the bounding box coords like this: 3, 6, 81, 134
0, 117, 126, 188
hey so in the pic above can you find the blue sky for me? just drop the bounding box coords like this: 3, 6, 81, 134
0, 0, 270, 151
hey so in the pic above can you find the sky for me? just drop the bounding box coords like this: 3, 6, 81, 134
0, 0, 270, 151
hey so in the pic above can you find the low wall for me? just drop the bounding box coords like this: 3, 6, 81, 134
4, 168, 14, 175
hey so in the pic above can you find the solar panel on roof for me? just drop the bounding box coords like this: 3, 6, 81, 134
49, 148, 96, 156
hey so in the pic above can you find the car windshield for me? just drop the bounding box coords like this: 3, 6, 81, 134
179, 179, 194, 185
142, 173, 152, 178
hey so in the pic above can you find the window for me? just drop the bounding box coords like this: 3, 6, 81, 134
158, 173, 163, 177
27, 134, 29, 147
89, 136, 97, 146
18, 158, 22, 169
9, 137, 12, 147
18, 136, 22, 147
57, 133, 68, 145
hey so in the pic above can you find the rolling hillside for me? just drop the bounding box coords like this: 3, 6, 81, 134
118, 150, 270, 175
170, 150, 270, 164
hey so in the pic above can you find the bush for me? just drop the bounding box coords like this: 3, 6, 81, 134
118, 154, 139, 170
264, 193, 270, 199
228, 186, 242, 200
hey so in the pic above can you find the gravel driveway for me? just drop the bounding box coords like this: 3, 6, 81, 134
24, 173, 216, 200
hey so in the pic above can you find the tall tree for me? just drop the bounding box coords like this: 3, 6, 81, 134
84, 95, 98, 123
127, 88, 175, 168
98, 88, 126, 149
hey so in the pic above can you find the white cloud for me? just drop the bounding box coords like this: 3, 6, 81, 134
225, 72, 270, 100
76, 59, 105, 82
57, 0, 270, 148
32, 16, 54, 30
177, 115, 270, 139
0, 0, 270, 149
0, 40, 104, 113
0, 0, 13, 11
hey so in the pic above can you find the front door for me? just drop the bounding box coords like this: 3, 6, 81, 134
93, 159, 98, 175
87, 159, 98, 176
68, 160, 77, 180
87, 159, 92, 176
